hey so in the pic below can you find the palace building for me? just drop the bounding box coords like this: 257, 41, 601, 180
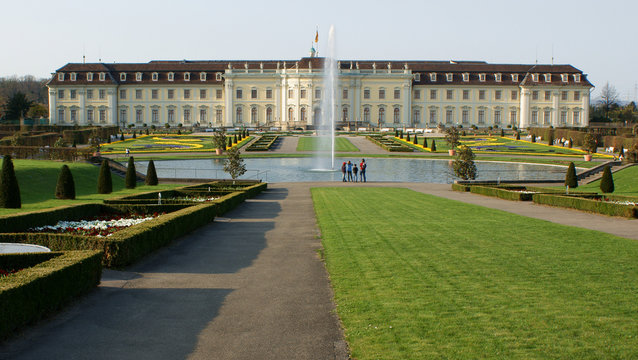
47, 56, 593, 130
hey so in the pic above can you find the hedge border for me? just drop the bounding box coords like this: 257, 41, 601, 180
532, 193, 638, 218
470, 185, 534, 201
0, 250, 103, 340
451, 183, 471, 192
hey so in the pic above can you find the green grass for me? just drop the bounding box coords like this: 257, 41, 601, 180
0, 160, 182, 216
296, 136, 359, 152
312, 187, 638, 359
574, 165, 638, 196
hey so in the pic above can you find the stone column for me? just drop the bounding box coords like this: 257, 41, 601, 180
224, 79, 234, 127
79, 89, 85, 125
519, 88, 530, 128
581, 90, 590, 127
108, 88, 117, 126
275, 82, 281, 128
48, 88, 57, 124
281, 77, 288, 129
403, 81, 411, 126
552, 91, 560, 127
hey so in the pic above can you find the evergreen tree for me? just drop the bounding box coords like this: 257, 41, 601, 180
565, 162, 578, 189
516, 131, 521, 140
413, 133, 418, 145
430, 139, 436, 151
406, 133, 411, 142
223, 147, 247, 179
452, 145, 477, 180
55, 164, 75, 199
547, 131, 554, 146
599, 165, 614, 193
394, 129, 399, 137
228, 137, 233, 148
125, 156, 137, 189
145, 159, 158, 186
120, 133, 125, 141
399, 130, 403, 139
246, 129, 250, 137
97, 160, 113, 194
233, 134, 238, 144
423, 137, 428, 148
500, 129, 505, 137
132, 131, 136, 139
531, 134, 536, 143
0, 155, 21, 208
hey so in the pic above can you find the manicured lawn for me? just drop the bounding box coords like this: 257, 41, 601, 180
312, 187, 638, 359
576, 165, 638, 196
0, 160, 182, 215
296, 136, 359, 152
100, 134, 251, 154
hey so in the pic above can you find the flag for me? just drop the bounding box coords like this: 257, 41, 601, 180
315, 30, 318, 43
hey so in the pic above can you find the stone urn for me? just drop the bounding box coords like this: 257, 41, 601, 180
448, 149, 456, 156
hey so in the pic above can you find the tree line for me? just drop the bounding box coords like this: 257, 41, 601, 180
591, 82, 638, 124
0, 75, 49, 121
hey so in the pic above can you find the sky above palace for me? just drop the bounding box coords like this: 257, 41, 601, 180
1, 0, 635, 102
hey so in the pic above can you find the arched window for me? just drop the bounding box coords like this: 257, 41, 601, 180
301, 107, 306, 122
342, 107, 348, 121
251, 107, 257, 124
288, 107, 294, 122
413, 109, 420, 124
379, 108, 385, 124
236, 107, 242, 123
393, 108, 400, 123
266, 107, 272, 123
363, 108, 370, 122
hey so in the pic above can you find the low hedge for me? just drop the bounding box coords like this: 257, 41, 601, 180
366, 135, 413, 152
0, 250, 103, 340
532, 193, 638, 218
451, 183, 470, 192
245, 135, 278, 151
470, 185, 535, 201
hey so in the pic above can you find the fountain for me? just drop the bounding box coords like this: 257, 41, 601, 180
311, 25, 337, 171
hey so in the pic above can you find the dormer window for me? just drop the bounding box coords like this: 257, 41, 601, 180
462, 73, 469, 82
58, 73, 65, 81
184, 72, 190, 81
200, 72, 207, 81
168, 72, 174, 81
87, 72, 93, 81
152, 72, 158, 81
544, 73, 551, 82
573, 74, 581, 82
136, 72, 142, 81
531, 73, 539, 82
495, 73, 502, 82
446, 73, 453, 82
430, 73, 437, 82
414, 73, 421, 81
120, 73, 126, 81
479, 73, 486, 82
511, 74, 519, 82
216, 72, 222, 81
70, 73, 77, 81
99, 72, 105, 81
561, 74, 568, 82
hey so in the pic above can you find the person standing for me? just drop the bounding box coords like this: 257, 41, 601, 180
360, 159, 367, 182
346, 161, 353, 182
353, 163, 359, 182
341, 162, 347, 182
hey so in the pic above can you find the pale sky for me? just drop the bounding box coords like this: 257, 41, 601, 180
1, 0, 636, 102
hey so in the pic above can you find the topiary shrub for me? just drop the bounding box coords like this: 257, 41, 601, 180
500, 129, 505, 137
600, 166, 614, 193
531, 134, 536, 143
413, 133, 418, 145
132, 131, 136, 139
461, 130, 466, 136
0, 155, 21, 208
395, 129, 399, 137
145, 159, 158, 186
246, 129, 250, 137
55, 165, 75, 199
547, 130, 554, 146
233, 134, 238, 144
516, 132, 521, 140
565, 162, 578, 189
406, 133, 411, 142
399, 131, 403, 139
125, 157, 137, 189
97, 160, 112, 194
430, 139, 436, 151
423, 137, 428, 148
120, 133, 124, 141
228, 137, 233, 148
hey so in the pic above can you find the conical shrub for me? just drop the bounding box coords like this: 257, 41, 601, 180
0, 155, 21, 208
565, 162, 578, 189
125, 157, 137, 189
55, 164, 75, 199
97, 159, 112, 194
531, 134, 536, 143
394, 129, 399, 137
145, 160, 158, 186
500, 129, 505, 137
234, 134, 238, 144
413, 133, 418, 145
228, 137, 233, 148
406, 133, 411, 142
431, 139, 437, 151
423, 137, 428, 148
600, 165, 614, 193
516, 132, 520, 140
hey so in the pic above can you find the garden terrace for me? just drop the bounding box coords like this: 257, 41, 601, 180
245, 135, 278, 151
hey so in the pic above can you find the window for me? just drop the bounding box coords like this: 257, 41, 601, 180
300, 89, 307, 99
462, 73, 469, 82
135, 109, 143, 123
462, 109, 469, 124
479, 73, 486, 82
237, 107, 244, 122
120, 73, 126, 81
135, 89, 142, 100
287, 107, 293, 121
99, 109, 106, 123
288, 89, 294, 99
531, 73, 539, 82
168, 89, 174, 99
87, 73, 93, 81
265, 89, 272, 99
446, 109, 453, 124
99, 89, 105, 99
70, 90, 76, 99
70, 109, 77, 122
510, 110, 517, 125
266, 107, 272, 122
58, 109, 65, 122
544, 91, 551, 101
379, 108, 385, 123
430, 89, 437, 100
394, 89, 400, 99
86, 90, 93, 99
251, 107, 258, 123
184, 89, 191, 99
300, 107, 306, 122
364, 89, 370, 99
573, 110, 580, 124
479, 90, 486, 100
216, 109, 223, 123
379, 89, 385, 99
87, 109, 94, 122
315, 88, 321, 99
184, 109, 191, 123
463, 90, 470, 100
152, 89, 158, 100
200, 89, 206, 99
120, 90, 126, 99
495, 90, 502, 100
544, 110, 551, 125
446, 89, 453, 100
343, 88, 348, 99
574, 74, 581, 82
364, 108, 370, 122
531, 110, 538, 125
200, 109, 207, 123
152, 73, 158, 81
168, 109, 175, 123
429, 109, 437, 124
119, 109, 126, 123
58, 90, 64, 99
495, 73, 502, 82
511, 74, 519, 82
561, 91, 568, 101
532, 91, 539, 100
58, 73, 64, 81
99, 73, 105, 81
414, 73, 421, 81
216, 89, 223, 99
184, 72, 190, 81
574, 92, 580, 101
342, 107, 348, 121
511, 90, 518, 100
478, 109, 485, 124
216, 73, 222, 81
413, 109, 420, 123
168, 72, 174, 81
251, 89, 257, 99
200, 72, 206, 81
494, 110, 501, 124
136, 72, 142, 81
544, 73, 551, 82
414, 90, 420, 99
70, 72, 77, 81
561, 74, 568, 82
430, 73, 437, 81
152, 109, 159, 123
446, 73, 453, 82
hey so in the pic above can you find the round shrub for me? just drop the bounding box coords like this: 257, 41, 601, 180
600, 166, 614, 193
97, 160, 112, 194
125, 157, 137, 189
0, 155, 21, 208
565, 162, 578, 189
55, 164, 76, 199
145, 159, 158, 186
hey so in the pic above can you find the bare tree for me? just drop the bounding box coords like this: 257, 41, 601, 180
599, 82, 619, 121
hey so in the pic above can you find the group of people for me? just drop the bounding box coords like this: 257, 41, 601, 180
341, 159, 367, 182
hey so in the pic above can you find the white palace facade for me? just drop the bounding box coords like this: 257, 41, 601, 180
47, 57, 593, 130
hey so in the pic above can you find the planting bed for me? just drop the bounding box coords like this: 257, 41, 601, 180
366, 135, 413, 152
245, 135, 278, 151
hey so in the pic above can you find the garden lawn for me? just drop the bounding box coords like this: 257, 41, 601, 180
575, 165, 638, 196
0, 160, 182, 215
312, 187, 638, 359
296, 136, 359, 152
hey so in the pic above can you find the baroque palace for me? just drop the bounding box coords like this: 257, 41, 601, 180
47, 56, 593, 130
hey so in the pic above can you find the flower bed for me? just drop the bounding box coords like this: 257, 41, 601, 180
27, 213, 162, 237
366, 135, 413, 152
245, 135, 278, 151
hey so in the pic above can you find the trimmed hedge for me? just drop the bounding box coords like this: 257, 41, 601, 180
470, 185, 535, 201
366, 135, 413, 152
451, 183, 471, 192
0, 250, 103, 340
532, 193, 638, 218
245, 135, 278, 151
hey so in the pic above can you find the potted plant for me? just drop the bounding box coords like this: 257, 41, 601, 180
212, 128, 227, 155
582, 133, 597, 161
445, 126, 461, 156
